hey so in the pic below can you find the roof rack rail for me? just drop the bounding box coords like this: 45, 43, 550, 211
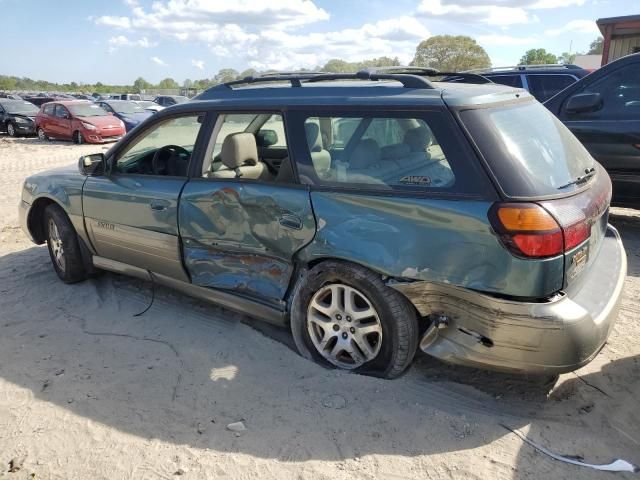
211, 70, 436, 90
465, 64, 582, 73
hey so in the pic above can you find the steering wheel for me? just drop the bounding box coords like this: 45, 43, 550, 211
151, 145, 190, 175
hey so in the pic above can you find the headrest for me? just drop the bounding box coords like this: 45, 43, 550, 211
403, 126, 431, 152
221, 132, 258, 169
305, 122, 323, 152
380, 143, 411, 160
350, 139, 381, 169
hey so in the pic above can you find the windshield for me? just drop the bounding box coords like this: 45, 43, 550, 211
68, 103, 108, 117
109, 101, 145, 114
461, 101, 594, 197
3, 101, 38, 115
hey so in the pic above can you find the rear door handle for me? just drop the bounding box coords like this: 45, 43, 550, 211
279, 213, 303, 230
150, 199, 170, 211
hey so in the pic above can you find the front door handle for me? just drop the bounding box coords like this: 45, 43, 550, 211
150, 199, 170, 211
279, 213, 303, 230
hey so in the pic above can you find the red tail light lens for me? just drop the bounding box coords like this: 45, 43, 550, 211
491, 203, 590, 259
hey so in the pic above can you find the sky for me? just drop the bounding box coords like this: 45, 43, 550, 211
1, 0, 637, 85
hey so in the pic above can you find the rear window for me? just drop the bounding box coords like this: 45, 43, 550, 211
299, 115, 455, 190
461, 100, 594, 197
487, 75, 523, 88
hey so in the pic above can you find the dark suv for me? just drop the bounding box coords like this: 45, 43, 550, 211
19, 68, 626, 378
545, 53, 640, 208
466, 64, 590, 102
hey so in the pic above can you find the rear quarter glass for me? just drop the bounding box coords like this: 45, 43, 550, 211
460, 100, 595, 198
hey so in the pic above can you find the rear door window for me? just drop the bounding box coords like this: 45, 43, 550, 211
526, 75, 576, 101
461, 100, 594, 197
43, 104, 54, 115
286, 110, 496, 195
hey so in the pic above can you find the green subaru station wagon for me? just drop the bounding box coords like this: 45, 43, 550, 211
19, 68, 626, 378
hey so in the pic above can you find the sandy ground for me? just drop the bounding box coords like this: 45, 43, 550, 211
0, 135, 639, 480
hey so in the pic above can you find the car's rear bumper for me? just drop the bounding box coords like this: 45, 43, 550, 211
392, 225, 626, 374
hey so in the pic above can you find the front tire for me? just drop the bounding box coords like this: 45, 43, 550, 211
37, 127, 48, 141
73, 130, 84, 145
6, 122, 16, 137
44, 204, 87, 283
291, 261, 419, 379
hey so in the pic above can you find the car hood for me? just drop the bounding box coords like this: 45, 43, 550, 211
117, 111, 153, 124
77, 115, 122, 128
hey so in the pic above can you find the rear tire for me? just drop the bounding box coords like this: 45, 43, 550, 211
6, 122, 16, 137
44, 204, 87, 283
73, 130, 84, 145
290, 261, 419, 379
37, 127, 48, 141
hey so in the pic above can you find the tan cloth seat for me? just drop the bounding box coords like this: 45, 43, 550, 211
210, 133, 269, 180
305, 123, 331, 176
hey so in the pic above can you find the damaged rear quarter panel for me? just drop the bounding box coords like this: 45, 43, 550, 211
298, 192, 564, 298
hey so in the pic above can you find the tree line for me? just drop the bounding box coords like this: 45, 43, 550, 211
0, 35, 604, 93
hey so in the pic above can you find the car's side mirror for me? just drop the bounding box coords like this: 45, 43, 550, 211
565, 92, 603, 115
256, 129, 278, 147
79, 153, 105, 176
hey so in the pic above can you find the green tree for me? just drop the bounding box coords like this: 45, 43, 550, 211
519, 48, 558, 65
214, 68, 240, 84
557, 52, 577, 65
133, 77, 151, 93
183, 78, 193, 88
157, 77, 179, 89
587, 37, 604, 55
321, 59, 354, 72
410, 35, 490, 72
239, 68, 259, 78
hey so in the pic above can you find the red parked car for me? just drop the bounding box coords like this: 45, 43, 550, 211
35, 101, 126, 144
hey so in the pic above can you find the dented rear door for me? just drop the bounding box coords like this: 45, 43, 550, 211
178, 180, 315, 306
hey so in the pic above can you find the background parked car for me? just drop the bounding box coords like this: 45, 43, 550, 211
96, 100, 153, 131
153, 95, 189, 107
35, 100, 125, 144
545, 53, 640, 208
24, 96, 56, 107
116, 93, 142, 101
0, 99, 39, 136
133, 100, 163, 113
0, 93, 24, 100
72, 94, 95, 101
462, 64, 591, 102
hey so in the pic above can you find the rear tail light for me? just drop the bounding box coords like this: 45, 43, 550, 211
490, 203, 590, 259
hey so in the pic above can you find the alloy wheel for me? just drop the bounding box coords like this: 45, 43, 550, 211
306, 283, 382, 369
48, 218, 65, 272
7, 123, 15, 137
37, 128, 46, 141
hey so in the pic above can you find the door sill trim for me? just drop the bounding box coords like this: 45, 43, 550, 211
92, 256, 287, 326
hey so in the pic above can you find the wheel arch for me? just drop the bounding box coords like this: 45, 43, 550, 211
27, 197, 61, 244
287, 256, 423, 320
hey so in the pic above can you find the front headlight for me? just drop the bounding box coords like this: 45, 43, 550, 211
14, 117, 30, 124
82, 122, 97, 130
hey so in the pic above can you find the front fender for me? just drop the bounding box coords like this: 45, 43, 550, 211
21, 168, 88, 246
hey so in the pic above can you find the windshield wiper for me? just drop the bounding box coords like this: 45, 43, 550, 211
558, 167, 596, 190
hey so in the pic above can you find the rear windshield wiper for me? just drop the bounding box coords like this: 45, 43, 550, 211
558, 167, 596, 190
